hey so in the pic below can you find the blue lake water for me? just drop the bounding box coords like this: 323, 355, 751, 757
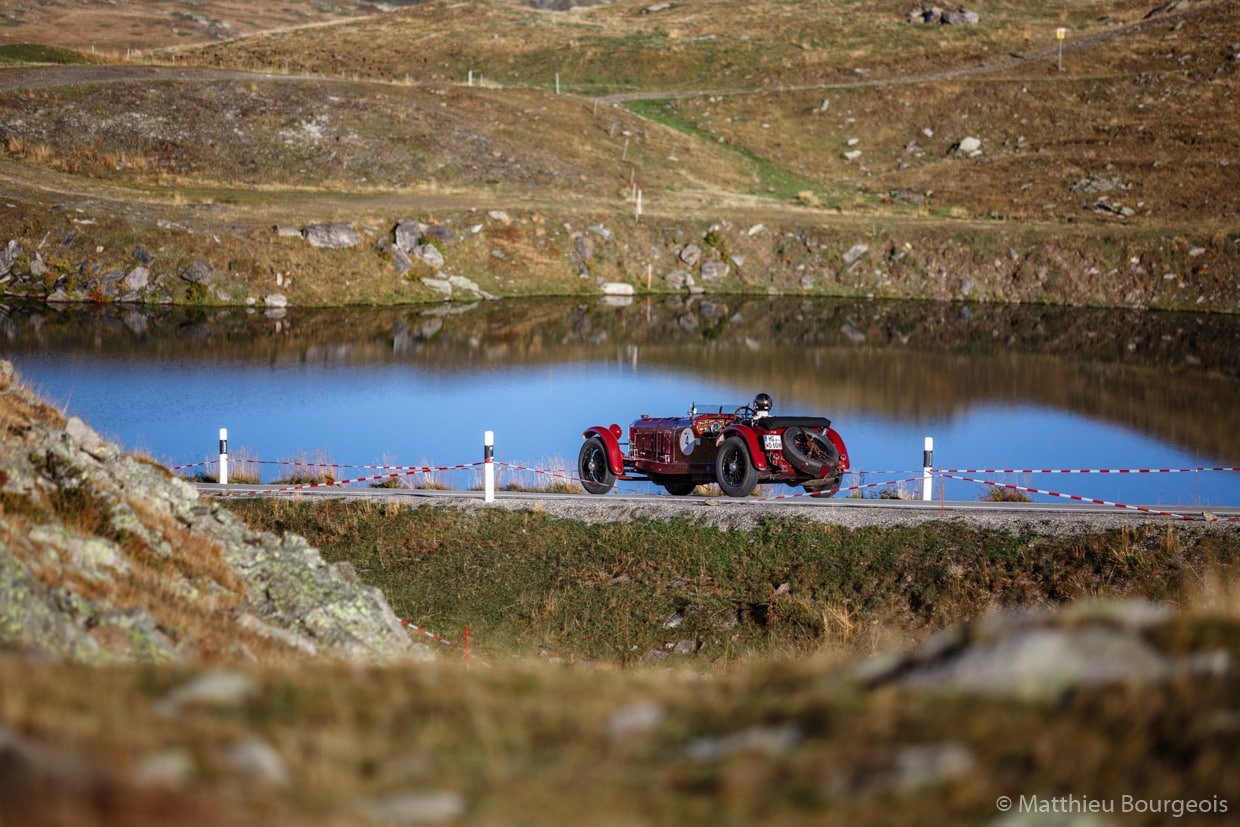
3, 297, 1238, 508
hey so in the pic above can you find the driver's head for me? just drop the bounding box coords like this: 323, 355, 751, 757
753, 392, 773, 416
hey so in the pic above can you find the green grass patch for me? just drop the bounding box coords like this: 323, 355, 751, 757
221, 499, 1236, 665
0, 43, 91, 65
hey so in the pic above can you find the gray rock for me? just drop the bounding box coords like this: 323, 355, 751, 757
222, 737, 290, 788
162, 670, 258, 710
264, 293, 288, 308
421, 224, 455, 245
607, 701, 665, 739
394, 219, 429, 252
302, 223, 360, 249
363, 790, 466, 825
180, 260, 213, 285
699, 261, 729, 282
679, 243, 702, 267
898, 623, 1172, 700
664, 269, 691, 289
134, 748, 196, 788
391, 246, 415, 275
951, 136, 982, 156
123, 266, 150, 292
413, 244, 445, 269
0, 551, 103, 660
842, 243, 869, 265
941, 7, 980, 25
29, 252, 48, 277
601, 282, 634, 297
574, 235, 595, 261
0, 240, 21, 275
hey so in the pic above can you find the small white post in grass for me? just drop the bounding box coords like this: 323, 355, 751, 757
555, 73, 560, 94
219, 428, 229, 486
636, 189, 643, 220
468, 69, 473, 87
922, 436, 934, 501
484, 430, 495, 503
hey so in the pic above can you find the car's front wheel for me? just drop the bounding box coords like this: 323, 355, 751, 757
578, 437, 616, 495
716, 435, 759, 497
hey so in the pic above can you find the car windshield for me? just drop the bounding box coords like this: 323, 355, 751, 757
689, 403, 742, 416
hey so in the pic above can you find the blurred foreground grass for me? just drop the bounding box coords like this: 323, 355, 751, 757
2, 500, 1236, 826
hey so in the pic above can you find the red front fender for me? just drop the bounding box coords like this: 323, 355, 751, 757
582, 424, 625, 476
719, 425, 769, 471
826, 428, 850, 472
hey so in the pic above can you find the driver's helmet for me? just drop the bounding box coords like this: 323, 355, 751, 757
753, 392, 773, 417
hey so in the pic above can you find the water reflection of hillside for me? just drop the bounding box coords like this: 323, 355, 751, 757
3, 297, 1237, 462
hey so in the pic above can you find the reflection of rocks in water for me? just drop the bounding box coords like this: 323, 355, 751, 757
2, 297, 1238, 462
392, 318, 443, 354
177, 322, 213, 342
122, 311, 148, 338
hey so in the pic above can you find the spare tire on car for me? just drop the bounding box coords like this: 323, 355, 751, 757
781, 426, 839, 477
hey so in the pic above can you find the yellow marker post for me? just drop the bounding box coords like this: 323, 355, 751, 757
1057, 27, 1067, 72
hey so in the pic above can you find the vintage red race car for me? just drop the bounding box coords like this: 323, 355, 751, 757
578, 393, 849, 497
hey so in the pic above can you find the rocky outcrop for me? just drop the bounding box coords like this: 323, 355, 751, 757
907, 6, 980, 25
0, 360, 429, 664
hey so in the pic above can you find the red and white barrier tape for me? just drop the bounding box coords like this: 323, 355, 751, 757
252, 460, 447, 472
495, 461, 581, 487
169, 459, 211, 472
939, 466, 1240, 475
941, 474, 1238, 522
215, 463, 482, 496
399, 619, 486, 666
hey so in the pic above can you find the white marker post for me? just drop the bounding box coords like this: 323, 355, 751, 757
922, 436, 934, 501
484, 430, 495, 503
219, 427, 229, 485
1056, 28, 1066, 72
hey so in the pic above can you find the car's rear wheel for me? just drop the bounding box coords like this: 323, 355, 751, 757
804, 475, 843, 498
578, 437, 616, 495
661, 479, 698, 496
716, 435, 759, 497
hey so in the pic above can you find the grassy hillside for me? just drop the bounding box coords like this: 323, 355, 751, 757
0, 0, 1235, 310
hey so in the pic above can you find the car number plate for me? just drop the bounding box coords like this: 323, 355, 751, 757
763, 434, 783, 451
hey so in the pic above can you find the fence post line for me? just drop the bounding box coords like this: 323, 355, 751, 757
219, 427, 229, 485
484, 430, 495, 503
922, 436, 933, 501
